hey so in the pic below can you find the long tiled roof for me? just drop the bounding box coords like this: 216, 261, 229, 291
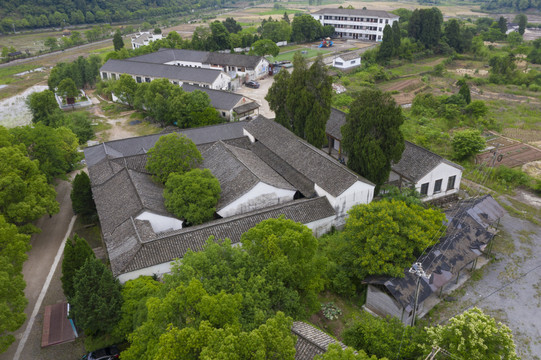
114, 196, 336, 276
125, 48, 265, 68
101, 59, 224, 84
325, 108, 346, 140
292, 322, 348, 360
312, 8, 398, 18
391, 141, 464, 183
244, 116, 373, 197
181, 84, 244, 110
202, 141, 294, 210
83, 122, 247, 166
365, 195, 504, 309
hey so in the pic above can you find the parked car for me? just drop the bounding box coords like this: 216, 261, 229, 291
245, 80, 260, 89
80, 346, 120, 360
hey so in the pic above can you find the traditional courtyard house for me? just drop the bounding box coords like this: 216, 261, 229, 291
388, 141, 463, 201
311, 8, 399, 41
131, 31, 163, 49
84, 116, 373, 282
100, 59, 231, 89
363, 195, 504, 325
332, 52, 361, 69
181, 84, 259, 121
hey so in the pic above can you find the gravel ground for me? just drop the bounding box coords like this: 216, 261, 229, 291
429, 193, 541, 359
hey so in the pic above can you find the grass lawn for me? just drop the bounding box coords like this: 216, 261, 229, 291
0, 64, 41, 85
89, 45, 114, 60
256, 8, 305, 16
485, 100, 541, 131
389, 56, 445, 77
268, 48, 331, 62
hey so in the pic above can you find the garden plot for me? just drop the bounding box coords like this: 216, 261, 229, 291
378, 78, 426, 105
0, 84, 47, 127
477, 143, 541, 168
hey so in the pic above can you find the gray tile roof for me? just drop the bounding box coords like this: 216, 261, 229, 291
92, 167, 168, 235
181, 84, 244, 111
233, 101, 260, 115
83, 122, 248, 166
365, 195, 505, 310
312, 8, 399, 18
325, 108, 346, 140
292, 322, 348, 360
100, 59, 223, 84
203, 141, 294, 211
114, 196, 336, 276
391, 141, 464, 183
335, 52, 360, 61
126, 48, 265, 68
244, 116, 373, 197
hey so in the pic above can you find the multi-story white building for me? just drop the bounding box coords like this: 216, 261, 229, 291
311, 8, 399, 41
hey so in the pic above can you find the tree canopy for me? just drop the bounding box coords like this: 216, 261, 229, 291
342, 89, 405, 193
341, 199, 446, 279
164, 168, 221, 225
266, 53, 332, 148
425, 307, 519, 360
113, 30, 124, 51
71, 258, 122, 336
145, 133, 203, 183
0, 216, 30, 353
452, 129, 486, 161
71, 172, 96, 219
61, 234, 95, 300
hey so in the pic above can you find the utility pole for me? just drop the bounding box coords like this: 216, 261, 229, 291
409, 262, 430, 327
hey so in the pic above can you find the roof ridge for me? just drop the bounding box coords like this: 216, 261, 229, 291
125, 168, 146, 211
153, 197, 330, 241
220, 142, 262, 182
404, 140, 463, 171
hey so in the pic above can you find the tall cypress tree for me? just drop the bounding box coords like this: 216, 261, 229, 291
377, 25, 394, 63
113, 30, 124, 51
304, 56, 332, 148
71, 258, 122, 335
392, 21, 401, 55
342, 89, 405, 194
71, 171, 96, 219
61, 235, 95, 300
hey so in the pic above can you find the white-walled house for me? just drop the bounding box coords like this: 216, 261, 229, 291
100, 59, 231, 89
131, 31, 163, 49
312, 8, 399, 41
389, 141, 463, 201
332, 52, 361, 69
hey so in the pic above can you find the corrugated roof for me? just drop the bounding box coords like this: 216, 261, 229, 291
101, 59, 224, 84
312, 8, 399, 18
244, 116, 372, 196
116, 196, 336, 276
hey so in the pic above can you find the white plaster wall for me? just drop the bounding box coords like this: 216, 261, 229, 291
254, 59, 270, 79
305, 215, 336, 237
333, 57, 361, 69
415, 162, 462, 201
135, 211, 183, 233
211, 72, 231, 90
243, 129, 255, 143
117, 261, 172, 283
164, 60, 204, 68
315, 180, 374, 218
217, 182, 296, 218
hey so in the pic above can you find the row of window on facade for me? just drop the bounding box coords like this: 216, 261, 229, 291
336, 32, 382, 40
333, 24, 380, 31
334, 60, 357, 66
101, 72, 210, 88
322, 15, 389, 23
420, 175, 456, 196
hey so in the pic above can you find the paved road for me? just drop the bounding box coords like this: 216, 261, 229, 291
0, 177, 75, 360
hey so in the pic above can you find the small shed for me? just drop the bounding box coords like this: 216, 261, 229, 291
41, 302, 78, 347
332, 52, 361, 69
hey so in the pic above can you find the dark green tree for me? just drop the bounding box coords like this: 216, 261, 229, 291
283, 11, 290, 24
113, 30, 124, 51
70, 172, 96, 219
291, 14, 323, 43
222, 17, 242, 33
250, 39, 279, 57
145, 133, 203, 183
452, 129, 486, 160
377, 25, 393, 63
304, 56, 332, 148
498, 16, 507, 34
209, 21, 231, 50
26, 90, 63, 126
392, 21, 401, 55
342, 89, 405, 193
408, 8, 443, 48
164, 168, 220, 225
113, 74, 138, 107
61, 234, 95, 300
445, 19, 461, 52
458, 81, 471, 104
265, 69, 291, 129
0, 216, 30, 353
71, 258, 122, 336
57, 78, 79, 99
515, 14, 527, 35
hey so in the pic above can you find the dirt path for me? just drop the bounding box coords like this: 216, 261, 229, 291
0, 175, 78, 360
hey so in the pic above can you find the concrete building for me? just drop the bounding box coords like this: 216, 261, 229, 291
332, 52, 361, 69
131, 31, 163, 49
311, 8, 399, 41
